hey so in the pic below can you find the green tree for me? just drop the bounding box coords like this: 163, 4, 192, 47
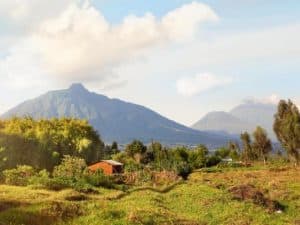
240, 132, 256, 162
0, 118, 104, 170
125, 140, 147, 163
189, 144, 209, 169
111, 141, 119, 154
215, 147, 230, 159
252, 126, 272, 164
228, 141, 240, 161
274, 99, 300, 165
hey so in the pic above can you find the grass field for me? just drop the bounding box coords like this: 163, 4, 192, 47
0, 165, 299, 225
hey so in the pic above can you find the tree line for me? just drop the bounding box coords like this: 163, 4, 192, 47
0, 117, 105, 171
0, 99, 299, 176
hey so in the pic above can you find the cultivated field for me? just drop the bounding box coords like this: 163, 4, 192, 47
0, 165, 299, 225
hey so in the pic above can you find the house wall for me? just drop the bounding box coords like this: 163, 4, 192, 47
89, 162, 113, 175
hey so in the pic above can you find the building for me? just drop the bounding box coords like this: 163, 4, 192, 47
88, 160, 123, 175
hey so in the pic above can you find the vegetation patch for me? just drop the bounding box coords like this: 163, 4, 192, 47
41, 201, 84, 220
64, 193, 88, 202
229, 184, 284, 212
0, 200, 24, 212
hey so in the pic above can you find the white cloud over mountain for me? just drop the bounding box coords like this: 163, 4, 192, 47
176, 73, 233, 97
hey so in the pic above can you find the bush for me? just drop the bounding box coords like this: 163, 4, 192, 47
53, 155, 87, 181
3, 165, 36, 186
43, 177, 72, 191
206, 155, 222, 167
29, 169, 51, 186
84, 170, 114, 189
175, 162, 192, 180
71, 178, 96, 193
124, 159, 142, 172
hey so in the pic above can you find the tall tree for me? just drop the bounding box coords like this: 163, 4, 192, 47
228, 141, 240, 161
240, 132, 255, 162
111, 141, 119, 154
274, 100, 300, 165
252, 126, 272, 164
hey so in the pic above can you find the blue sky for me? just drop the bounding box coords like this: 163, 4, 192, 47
0, 0, 300, 125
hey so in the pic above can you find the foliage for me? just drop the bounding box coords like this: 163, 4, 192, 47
125, 140, 147, 163
29, 169, 51, 186
2, 165, 36, 186
84, 169, 114, 189
274, 99, 300, 164
53, 155, 87, 181
174, 162, 192, 180
111, 141, 119, 154
215, 147, 230, 159
252, 126, 273, 163
206, 155, 222, 167
240, 132, 257, 161
188, 144, 209, 169
0, 117, 104, 170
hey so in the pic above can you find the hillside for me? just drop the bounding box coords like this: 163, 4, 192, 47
0, 165, 299, 225
192, 102, 277, 140
1, 83, 230, 146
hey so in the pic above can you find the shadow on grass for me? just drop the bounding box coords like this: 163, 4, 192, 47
107, 181, 184, 200
0, 200, 25, 212
0, 201, 83, 225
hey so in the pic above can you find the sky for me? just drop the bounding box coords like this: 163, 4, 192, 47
0, 0, 300, 126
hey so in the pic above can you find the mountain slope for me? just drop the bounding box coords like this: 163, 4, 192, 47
192, 111, 256, 135
192, 102, 277, 140
1, 83, 230, 146
230, 102, 276, 136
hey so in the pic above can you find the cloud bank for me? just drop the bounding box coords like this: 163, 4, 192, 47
176, 73, 233, 97
0, 1, 218, 87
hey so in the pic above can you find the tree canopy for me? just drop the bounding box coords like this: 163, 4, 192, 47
274, 99, 300, 164
0, 117, 104, 170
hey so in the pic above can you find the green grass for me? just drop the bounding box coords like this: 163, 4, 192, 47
0, 166, 299, 225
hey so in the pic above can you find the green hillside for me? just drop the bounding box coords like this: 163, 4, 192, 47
0, 165, 299, 225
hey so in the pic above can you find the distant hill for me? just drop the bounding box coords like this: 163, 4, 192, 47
192, 102, 277, 140
1, 83, 231, 147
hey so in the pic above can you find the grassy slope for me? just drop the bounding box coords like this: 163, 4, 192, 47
0, 166, 299, 225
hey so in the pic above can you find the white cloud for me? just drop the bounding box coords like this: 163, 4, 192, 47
0, 1, 219, 86
161, 2, 219, 41
0, 0, 81, 25
266, 94, 280, 105
176, 73, 232, 97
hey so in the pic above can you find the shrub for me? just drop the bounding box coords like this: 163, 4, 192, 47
71, 178, 96, 193
175, 162, 192, 180
3, 165, 36, 186
206, 155, 222, 167
124, 159, 142, 172
43, 177, 72, 191
53, 155, 87, 181
84, 170, 114, 189
29, 169, 51, 186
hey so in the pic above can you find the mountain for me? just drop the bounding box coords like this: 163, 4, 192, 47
192, 111, 256, 135
1, 83, 231, 147
192, 102, 277, 140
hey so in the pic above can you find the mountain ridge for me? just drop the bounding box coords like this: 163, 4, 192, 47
1, 84, 231, 147
192, 102, 277, 140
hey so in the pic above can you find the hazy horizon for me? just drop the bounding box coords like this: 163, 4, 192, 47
1, 0, 300, 126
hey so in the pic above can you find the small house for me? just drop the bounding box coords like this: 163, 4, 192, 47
88, 160, 123, 175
